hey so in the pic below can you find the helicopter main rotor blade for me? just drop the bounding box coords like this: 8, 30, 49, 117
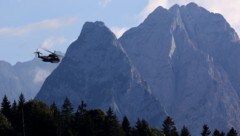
57, 54, 64, 58
39, 47, 64, 57
41, 48, 54, 54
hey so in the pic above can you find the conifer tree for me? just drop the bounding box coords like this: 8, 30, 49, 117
61, 97, 73, 120
10, 100, 19, 134
104, 107, 124, 136
180, 126, 191, 136
150, 128, 165, 136
23, 100, 57, 136
61, 97, 74, 135
1, 95, 11, 119
75, 101, 87, 117
162, 116, 178, 136
0, 112, 13, 136
11, 100, 17, 112
74, 101, 88, 136
201, 124, 211, 136
213, 129, 221, 136
50, 102, 61, 135
135, 118, 151, 136
227, 128, 237, 136
17, 93, 26, 136
87, 109, 105, 136
122, 116, 132, 136
11, 100, 18, 121
220, 132, 225, 136
18, 93, 25, 109
50, 102, 60, 118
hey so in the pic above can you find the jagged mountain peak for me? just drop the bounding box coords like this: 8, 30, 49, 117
0, 60, 12, 67
80, 21, 110, 34
168, 2, 200, 10
138, 2, 239, 47
186, 2, 199, 8
145, 2, 205, 20
142, 6, 170, 25
153, 5, 168, 13
120, 3, 240, 134
36, 21, 166, 126
66, 21, 118, 60
169, 3, 204, 16
79, 21, 114, 39
181, 2, 209, 14
85, 21, 105, 28
169, 4, 180, 12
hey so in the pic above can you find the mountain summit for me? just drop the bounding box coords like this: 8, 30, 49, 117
35, 3, 240, 134
36, 21, 166, 125
120, 3, 240, 133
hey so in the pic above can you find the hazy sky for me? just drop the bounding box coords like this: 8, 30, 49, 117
0, 0, 239, 64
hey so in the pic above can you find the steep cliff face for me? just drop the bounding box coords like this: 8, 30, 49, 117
120, 3, 240, 133
36, 21, 166, 126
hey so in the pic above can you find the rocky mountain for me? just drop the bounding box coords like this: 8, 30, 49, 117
14, 58, 58, 100
0, 58, 57, 101
120, 2, 240, 134
0, 61, 23, 102
35, 21, 166, 126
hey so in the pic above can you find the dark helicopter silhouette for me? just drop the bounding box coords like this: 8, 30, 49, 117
34, 48, 63, 63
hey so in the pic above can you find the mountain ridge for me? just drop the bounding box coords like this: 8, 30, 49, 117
0, 58, 57, 101
1, 2, 238, 134
120, 2, 240, 134
36, 21, 167, 126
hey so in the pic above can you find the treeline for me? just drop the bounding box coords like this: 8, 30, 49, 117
0, 94, 238, 136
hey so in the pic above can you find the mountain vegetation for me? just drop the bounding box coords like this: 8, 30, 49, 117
1, 2, 240, 135
35, 3, 240, 134
35, 21, 166, 127
0, 94, 238, 136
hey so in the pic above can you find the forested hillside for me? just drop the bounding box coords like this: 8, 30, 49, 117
0, 94, 238, 136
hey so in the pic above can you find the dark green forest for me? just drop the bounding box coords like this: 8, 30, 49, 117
0, 94, 238, 136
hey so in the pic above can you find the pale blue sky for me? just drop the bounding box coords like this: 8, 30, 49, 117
0, 0, 147, 64
1, 0, 239, 64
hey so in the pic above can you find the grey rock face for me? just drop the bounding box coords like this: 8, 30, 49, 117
120, 3, 240, 134
0, 61, 23, 101
14, 59, 57, 100
0, 59, 57, 101
36, 21, 166, 126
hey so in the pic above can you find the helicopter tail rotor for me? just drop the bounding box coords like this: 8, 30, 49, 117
34, 49, 42, 57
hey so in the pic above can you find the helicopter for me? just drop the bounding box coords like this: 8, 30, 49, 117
34, 48, 63, 63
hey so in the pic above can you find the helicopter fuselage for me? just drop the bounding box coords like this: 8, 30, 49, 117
35, 52, 60, 63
